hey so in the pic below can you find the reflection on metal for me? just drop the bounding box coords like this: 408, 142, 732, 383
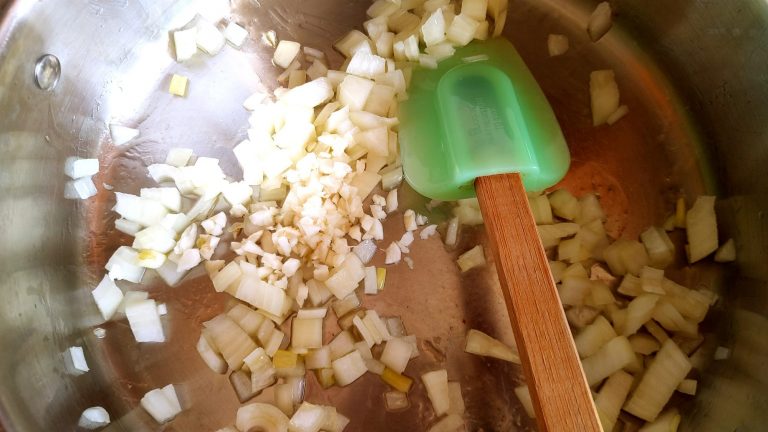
0, 0, 766, 431
33, 54, 60, 91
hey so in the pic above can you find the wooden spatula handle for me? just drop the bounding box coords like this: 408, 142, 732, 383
475, 173, 601, 432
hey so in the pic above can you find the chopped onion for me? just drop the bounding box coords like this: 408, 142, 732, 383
109, 124, 139, 146
169, 74, 189, 96
105, 246, 145, 283
140, 384, 182, 424
640, 266, 665, 295
64, 157, 99, 179
126, 298, 165, 343
464, 329, 520, 363
246, 348, 277, 393
514, 385, 535, 418
686, 196, 718, 263
606, 105, 629, 125
422, 369, 450, 416
385, 242, 402, 265
590, 70, 620, 126
292, 317, 323, 350
574, 315, 617, 358
380, 165, 403, 190
624, 340, 692, 421
363, 266, 378, 295
421, 9, 446, 46
446, 13, 479, 46
224, 21, 249, 48
67, 346, 89, 374
289, 402, 327, 432
196, 333, 228, 374
78, 407, 110, 430
384, 391, 409, 411
587, 2, 613, 42
64, 177, 98, 200
196, 20, 226, 55
325, 254, 365, 299
456, 245, 485, 272
444, 216, 459, 247
331, 350, 367, 386
547, 34, 569, 57
641, 226, 675, 269
594, 371, 633, 431
581, 336, 635, 386
204, 314, 257, 370
173, 27, 197, 61
91, 275, 123, 321
380, 337, 412, 374
677, 379, 697, 396
714, 238, 736, 262
236, 403, 289, 432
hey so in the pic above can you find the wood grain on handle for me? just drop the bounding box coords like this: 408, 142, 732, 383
475, 173, 601, 432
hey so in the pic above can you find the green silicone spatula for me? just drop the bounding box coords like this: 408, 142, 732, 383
399, 37, 601, 432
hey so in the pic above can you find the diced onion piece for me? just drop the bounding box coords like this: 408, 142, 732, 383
641, 226, 675, 269
173, 27, 197, 62
338, 75, 375, 111
305, 346, 332, 370
548, 189, 581, 220
574, 315, 617, 358
177, 248, 202, 272
115, 218, 142, 236
514, 385, 535, 418
109, 124, 140, 146
325, 254, 366, 299
686, 196, 718, 263
381, 367, 413, 393
334, 30, 371, 57
196, 333, 228, 374
236, 403, 289, 432
289, 402, 327, 432
590, 70, 620, 126
603, 239, 649, 276
212, 261, 242, 292
332, 350, 368, 386
385, 242, 402, 264
204, 314, 258, 370
421, 9, 446, 46
444, 216, 460, 247
165, 147, 193, 167
64, 157, 99, 179
141, 384, 182, 424
224, 21, 249, 48
428, 414, 465, 432
137, 249, 166, 269
346, 51, 386, 79
606, 105, 629, 125
273, 40, 301, 68
280, 77, 335, 108
462, 0, 488, 21
329, 330, 356, 360
126, 299, 165, 343
422, 369, 450, 416
488, 0, 509, 37
380, 338, 412, 374
638, 408, 681, 432
446, 14, 480, 47
68, 346, 89, 374
677, 379, 697, 396
594, 371, 633, 432
114, 192, 169, 227
547, 34, 569, 57
363, 266, 378, 295
457, 245, 485, 272
78, 406, 110, 429
624, 340, 692, 422
464, 329, 520, 363
381, 166, 403, 190
714, 238, 736, 262
169, 74, 189, 97
64, 177, 98, 200
245, 348, 277, 393
384, 391, 409, 411
581, 336, 634, 386
91, 275, 124, 321
587, 2, 613, 42
292, 317, 323, 350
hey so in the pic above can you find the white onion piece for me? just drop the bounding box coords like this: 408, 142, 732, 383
384, 391, 409, 411
115, 218, 142, 236
714, 238, 736, 262
590, 70, 620, 126
380, 338, 412, 374
606, 105, 629, 125
68, 346, 89, 374
444, 217, 459, 247
421, 8, 446, 46
420, 224, 438, 240
422, 369, 450, 416
595, 371, 633, 431
338, 75, 375, 111
78, 406, 110, 429
177, 249, 202, 272
119, 290, 148, 314
686, 196, 718, 263
64, 157, 99, 179
331, 350, 367, 386
292, 317, 323, 350
105, 246, 145, 283
133, 225, 176, 254
113, 192, 169, 227
224, 21, 249, 47
587, 2, 613, 42
91, 275, 123, 320
581, 336, 635, 386
514, 385, 535, 418
464, 329, 520, 363
237, 403, 289, 432
385, 242, 401, 265
363, 266, 377, 295
289, 402, 327, 432
325, 254, 365, 299
196, 20, 226, 55
547, 34, 569, 57
126, 299, 165, 343
64, 177, 98, 200
196, 334, 227, 374
109, 124, 139, 146
140, 384, 182, 424
624, 340, 691, 421
428, 413, 465, 432
141, 187, 182, 212
236, 276, 287, 316
457, 245, 486, 272
274, 40, 301, 68
173, 27, 197, 62
155, 258, 189, 287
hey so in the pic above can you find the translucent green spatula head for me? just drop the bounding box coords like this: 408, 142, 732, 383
399, 37, 570, 201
